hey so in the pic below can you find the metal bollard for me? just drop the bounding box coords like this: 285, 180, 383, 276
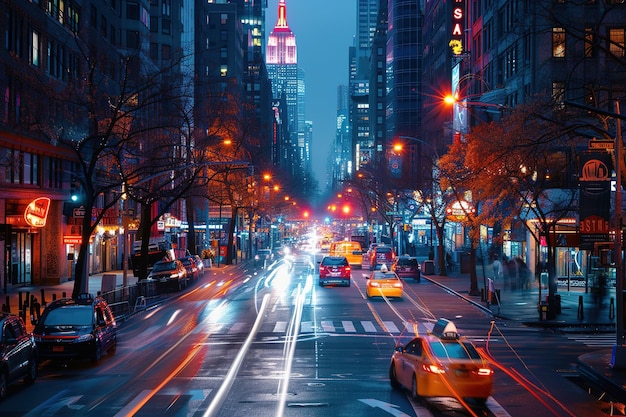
578, 295, 584, 320
610, 297, 615, 320
40, 289, 47, 307
4, 296, 10, 313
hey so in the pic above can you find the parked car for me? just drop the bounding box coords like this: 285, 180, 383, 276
389, 318, 493, 404
318, 255, 351, 287
369, 245, 396, 270
0, 313, 38, 400
254, 249, 274, 267
366, 269, 404, 298
147, 259, 188, 290
391, 256, 421, 281
33, 294, 117, 363
178, 256, 199, 281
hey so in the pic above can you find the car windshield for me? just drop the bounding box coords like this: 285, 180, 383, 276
44, 305, 93, 326
323, 257, 348, 266
398, 258, 417, 266
377, 247, 392, 253
429, 340, 482, 360
153, 261, 176, 271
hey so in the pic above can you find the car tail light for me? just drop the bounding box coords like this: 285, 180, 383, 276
369, 281, 381, 288
392, 282, 403, 288
475, 367, 493, 376
345, 266, 351, 273
422, 363, 446, 374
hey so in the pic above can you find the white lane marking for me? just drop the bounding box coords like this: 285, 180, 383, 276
342, 320, 357, 332
362, 321, 377, 332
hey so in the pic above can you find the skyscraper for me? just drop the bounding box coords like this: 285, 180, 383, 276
266, 0, 307, 176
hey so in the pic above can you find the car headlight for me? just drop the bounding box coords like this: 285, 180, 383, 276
75, 334, 95, 343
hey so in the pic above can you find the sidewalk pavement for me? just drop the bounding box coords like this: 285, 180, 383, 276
423, 268, 626, 404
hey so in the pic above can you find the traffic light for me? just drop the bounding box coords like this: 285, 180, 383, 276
70, 179, 81, 202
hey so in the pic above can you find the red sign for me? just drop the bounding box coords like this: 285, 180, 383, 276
580, 215, 610, 234
24, 197, 51, 227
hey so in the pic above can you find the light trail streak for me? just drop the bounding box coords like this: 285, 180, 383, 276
202, 293, 271, 417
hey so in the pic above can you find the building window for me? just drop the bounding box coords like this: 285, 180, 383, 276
162, 19, 170, 35
162, 44, 170, 60
584, 28, 594, 57
150, 43, 158, 60
220, 65, 228, 77
609, 28, 625, 57
31, 30, 40, 67
150, 16, 158, 33
127, 2, 140, 20
127, 30, 140, 49
552, 81, 565, 107
552, 27, 566, 58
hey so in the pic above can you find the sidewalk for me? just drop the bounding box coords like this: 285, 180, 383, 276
424, 267, 626, 404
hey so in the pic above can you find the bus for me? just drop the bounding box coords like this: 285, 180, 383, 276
329, 241, 363, 268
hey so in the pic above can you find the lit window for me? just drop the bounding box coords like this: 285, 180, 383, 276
220, 66, 228, 77
609, 28, 625, 57
32, 31, 40, 67
552, 27, 565, 58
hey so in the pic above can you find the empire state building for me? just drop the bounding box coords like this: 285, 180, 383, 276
266, 0, 307, 174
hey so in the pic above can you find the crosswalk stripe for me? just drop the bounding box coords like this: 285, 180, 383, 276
321, 321, 335, 332
228, 322, 245, 334
273, 321, 287, 333
382, 320, 400, 333
362, 321, 377, 332
342, 320, 356, 332
301, 321, 314, 333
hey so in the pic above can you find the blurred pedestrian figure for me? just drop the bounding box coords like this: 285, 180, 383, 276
506, 257, 518, 289
595, 272, 607, 306
492, 255, 502, 282
517, 257, 530, 289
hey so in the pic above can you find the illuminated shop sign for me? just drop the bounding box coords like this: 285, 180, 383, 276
24, 197, 51, 227
449, 0, 465, 56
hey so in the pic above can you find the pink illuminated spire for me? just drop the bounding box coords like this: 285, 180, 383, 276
275, 0, 289, 29
266, 0, 297, 64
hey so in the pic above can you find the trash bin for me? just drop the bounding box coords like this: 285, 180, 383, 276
422, 260, 435, 275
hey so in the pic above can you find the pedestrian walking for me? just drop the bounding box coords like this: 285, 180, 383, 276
492, 255, 502, 281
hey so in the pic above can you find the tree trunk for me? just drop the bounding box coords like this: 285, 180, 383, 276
186, 196, 196, 256
436, 223, 446, 276
469, 245, 480, 296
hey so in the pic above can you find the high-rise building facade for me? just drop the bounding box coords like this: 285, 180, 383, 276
266, 0, 306, 176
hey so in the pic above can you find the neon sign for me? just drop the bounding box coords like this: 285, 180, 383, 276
450, 0, 465, 55
24, 197, 51, 227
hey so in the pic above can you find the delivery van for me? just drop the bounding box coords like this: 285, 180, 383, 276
329, 241, 363, 268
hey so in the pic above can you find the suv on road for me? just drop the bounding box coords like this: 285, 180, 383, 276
318, 255, 351, 287
391, 256, 421, 281
33, 294, 117, 363
369, 245, 396, 270
0, 313, 38, 400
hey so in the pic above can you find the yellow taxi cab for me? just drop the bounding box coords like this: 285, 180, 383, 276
389, 318, 493, 405
365, 266, 403, 298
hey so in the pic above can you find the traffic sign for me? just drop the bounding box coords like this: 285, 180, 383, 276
588, 140, 614, 150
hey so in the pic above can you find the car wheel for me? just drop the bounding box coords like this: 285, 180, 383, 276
92, 343, 102, 363
411, 373, 419, 399
24, 356, 37, 384
0, 370, 7, 401
389, 363, 401, 389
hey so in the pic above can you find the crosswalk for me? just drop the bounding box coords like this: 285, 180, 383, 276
566, 333, 617, 347
200, 319, 434, 336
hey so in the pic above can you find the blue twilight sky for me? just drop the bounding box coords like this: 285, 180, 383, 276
266, 0, 356, 190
